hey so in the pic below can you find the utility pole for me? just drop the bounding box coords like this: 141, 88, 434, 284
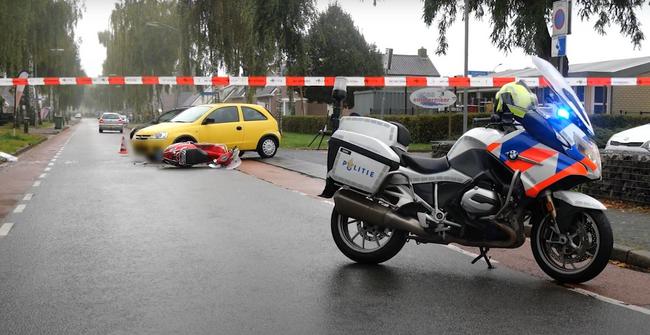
462, 0, 469, 133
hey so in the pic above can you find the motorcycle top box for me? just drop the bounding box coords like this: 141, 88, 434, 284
326, 117, 405, 194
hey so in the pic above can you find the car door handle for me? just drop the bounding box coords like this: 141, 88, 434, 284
236, 126, 242, 131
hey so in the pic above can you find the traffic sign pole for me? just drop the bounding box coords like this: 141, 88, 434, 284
552, 0, 571, 76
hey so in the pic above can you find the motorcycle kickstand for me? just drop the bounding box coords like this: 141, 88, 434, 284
471, 247, 494, 269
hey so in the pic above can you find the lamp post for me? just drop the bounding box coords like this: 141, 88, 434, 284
48, 48, 65, 126
462, 0, 469, 133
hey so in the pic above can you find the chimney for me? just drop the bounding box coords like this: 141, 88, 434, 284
418, 47, 427, 58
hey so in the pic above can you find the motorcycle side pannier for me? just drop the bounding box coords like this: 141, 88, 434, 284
326, 117, 402, 194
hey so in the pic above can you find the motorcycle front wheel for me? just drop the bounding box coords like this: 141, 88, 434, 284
531, 209, 613, 283
331, 208, 408, 264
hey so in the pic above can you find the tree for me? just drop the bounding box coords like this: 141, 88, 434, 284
0, 0, 85, 122
99, 0, 181, 121
421, 0, 648, 61
304, 4, 383, 107
179, 0, 314, 76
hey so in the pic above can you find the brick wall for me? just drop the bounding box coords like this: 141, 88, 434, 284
611, 72, 650, 115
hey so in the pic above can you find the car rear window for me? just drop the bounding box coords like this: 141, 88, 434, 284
242, 107, 268, 121
102, 113, 119, 119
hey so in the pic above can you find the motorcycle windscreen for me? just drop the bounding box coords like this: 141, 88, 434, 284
531, 56, 594, 137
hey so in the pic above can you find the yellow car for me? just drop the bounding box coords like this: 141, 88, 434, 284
132, 103, 281, 159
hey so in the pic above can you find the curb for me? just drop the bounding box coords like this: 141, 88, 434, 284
13, 136, 47, 156
524, 224, 650, 270
9, 125, 72, 157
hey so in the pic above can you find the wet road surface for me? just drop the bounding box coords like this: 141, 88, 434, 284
1, 120, 649, 334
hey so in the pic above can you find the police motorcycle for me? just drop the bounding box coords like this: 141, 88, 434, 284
320, 56, 612, 283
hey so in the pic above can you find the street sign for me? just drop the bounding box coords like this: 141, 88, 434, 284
552, 1, 571, 37
552, 35, 567, 57
409, 88, 457, 109
468, 70, 490, 77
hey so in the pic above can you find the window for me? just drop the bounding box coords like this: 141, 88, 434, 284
158, 111, 179, 122
206, 106, 239, 123
572, 86, 585, 105
593, 86, 608, 114
242, 107, 268, 121
102, 113, 119, 119
171, 106, 211, 123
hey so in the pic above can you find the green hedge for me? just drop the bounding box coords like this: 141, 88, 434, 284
282, 116, 328, 134
282, 114, 650, 146
282, 114, 490, 143
591, 115, 650, 148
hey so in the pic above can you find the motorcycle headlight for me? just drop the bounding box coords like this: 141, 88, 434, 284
152, 131, 168, 139
579, 140, 601, 175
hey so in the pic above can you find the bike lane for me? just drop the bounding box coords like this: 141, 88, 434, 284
0, 126, 76, 221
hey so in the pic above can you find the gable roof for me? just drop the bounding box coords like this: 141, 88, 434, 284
490, 56, 650, 78
382, 53, 440, 77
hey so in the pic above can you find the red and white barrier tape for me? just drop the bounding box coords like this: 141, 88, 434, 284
1, 76, 649, 87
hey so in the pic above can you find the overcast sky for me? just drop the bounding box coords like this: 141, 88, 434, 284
78, 0, 650, 77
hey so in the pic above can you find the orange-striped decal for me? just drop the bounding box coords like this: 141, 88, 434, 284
525, 162, 588, 197
486, 142, 500, 152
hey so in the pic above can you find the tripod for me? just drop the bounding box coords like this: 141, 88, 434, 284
308, 118, 332, 150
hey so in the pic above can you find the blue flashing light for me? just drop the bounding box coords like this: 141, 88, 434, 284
557, 108, 570, 119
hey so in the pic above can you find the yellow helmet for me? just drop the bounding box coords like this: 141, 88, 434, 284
495, 81, 538, 119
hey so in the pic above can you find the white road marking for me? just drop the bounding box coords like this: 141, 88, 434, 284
48, 163, 54, 167
13, 204, 26, 213
568, 287, 650, 316
39, 173, 47, 179
23, 193, 33, 201
44, 167, 51, 172
51, 159, 57, 162
33, 181, 41, 187
0, 223, 15, 237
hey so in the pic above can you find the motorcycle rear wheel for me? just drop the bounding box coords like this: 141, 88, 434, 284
331, 208, 407, 264
531, 209, 613, 284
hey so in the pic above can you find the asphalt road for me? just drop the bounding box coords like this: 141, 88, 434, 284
0, 120, 649, 334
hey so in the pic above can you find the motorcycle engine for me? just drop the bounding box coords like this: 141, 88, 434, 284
460, 186, 500, 216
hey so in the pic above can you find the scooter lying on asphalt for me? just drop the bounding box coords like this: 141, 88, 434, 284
320, 56, 612, 283
161, 142, 241, 169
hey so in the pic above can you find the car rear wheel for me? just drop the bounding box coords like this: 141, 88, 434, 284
257, 136, 278, 158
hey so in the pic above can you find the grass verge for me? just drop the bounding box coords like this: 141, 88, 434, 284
280, 132, 432, 152
0, 125, 46, 154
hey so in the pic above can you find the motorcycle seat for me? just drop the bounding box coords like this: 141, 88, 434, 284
401, 153, 450, 174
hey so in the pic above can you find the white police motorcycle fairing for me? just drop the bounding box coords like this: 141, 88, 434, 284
320, 57, 612, 283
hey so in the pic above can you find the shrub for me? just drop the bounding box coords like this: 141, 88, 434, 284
282, 113, 491, 143
281, 116, 328, 134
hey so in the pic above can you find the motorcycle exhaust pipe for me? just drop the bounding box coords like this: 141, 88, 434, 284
333, 189, 523, 248
333, 189, 429, 237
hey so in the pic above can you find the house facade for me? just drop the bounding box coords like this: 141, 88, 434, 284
353, 47, 440, 115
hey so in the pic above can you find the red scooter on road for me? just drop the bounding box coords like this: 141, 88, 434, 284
161, 142, 241, 169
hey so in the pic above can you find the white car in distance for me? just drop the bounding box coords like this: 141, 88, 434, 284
605, 123, 650, 153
